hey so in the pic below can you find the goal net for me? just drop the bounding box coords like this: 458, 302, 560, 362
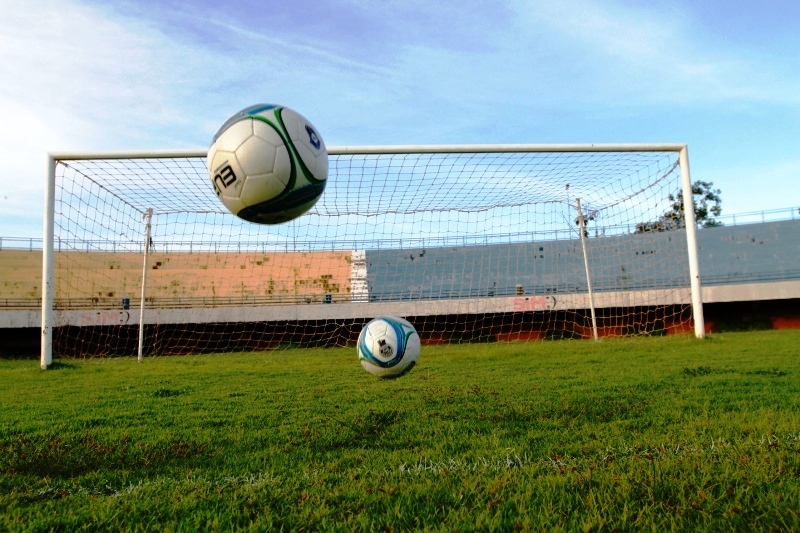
41, 144, 704, 366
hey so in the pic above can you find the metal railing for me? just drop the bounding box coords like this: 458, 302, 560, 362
0, 237, 42, 251
716, 206, 799, 226
0, 294, 350, 310
0, 298, 43, 309
3, 266, 799, 311
1, 206, 798, 252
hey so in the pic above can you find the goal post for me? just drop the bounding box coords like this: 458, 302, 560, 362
41, 155, 57, 369
679, 146, 705, 339
40, 143, 705, 368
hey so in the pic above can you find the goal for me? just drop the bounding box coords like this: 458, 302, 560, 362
41, 144, 705, 368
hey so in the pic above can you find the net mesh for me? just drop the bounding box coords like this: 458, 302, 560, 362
47, 148, 695, 356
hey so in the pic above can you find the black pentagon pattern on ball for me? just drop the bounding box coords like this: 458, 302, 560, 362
380, 360, 416, 380
305, 124, 321, 149
237, 181, 326, 224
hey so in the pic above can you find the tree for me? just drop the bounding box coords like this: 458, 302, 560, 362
574, 209, 597, 238
635, 180, 722, 233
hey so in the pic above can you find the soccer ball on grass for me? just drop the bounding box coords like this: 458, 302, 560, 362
357, 316, 420, 379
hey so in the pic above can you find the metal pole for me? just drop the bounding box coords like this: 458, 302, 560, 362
138, 208, 153, 362
46, 144, 688, 162
41, 155, 56, 369
327, 143, 689, 156
576, 198, 599, 342
679, 147, 705, 339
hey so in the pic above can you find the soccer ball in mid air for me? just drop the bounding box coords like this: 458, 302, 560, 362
207, 104, 327, 224
357, 316, 421, 378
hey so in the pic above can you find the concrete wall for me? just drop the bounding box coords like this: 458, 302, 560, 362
364, 219, 800, 301
1, 219, 798, 318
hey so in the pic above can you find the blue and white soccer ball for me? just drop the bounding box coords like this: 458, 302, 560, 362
357, 316, 421, 378
207, 104, 327, 225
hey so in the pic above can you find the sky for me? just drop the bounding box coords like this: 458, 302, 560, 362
1, 0, 799, 238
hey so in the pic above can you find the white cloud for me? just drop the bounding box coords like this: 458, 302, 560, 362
0, 0, 225, 235
1, 0, 798, 238
505, 0, 800, 106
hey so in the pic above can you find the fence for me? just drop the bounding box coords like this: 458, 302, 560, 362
2, 206, 798, 251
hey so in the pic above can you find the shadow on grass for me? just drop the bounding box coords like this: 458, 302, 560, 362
153, 387, 190, 398
317, 409, 403, 451
682, 366, 788, 377
46, 361, 80, 371
0, 433, 207, 478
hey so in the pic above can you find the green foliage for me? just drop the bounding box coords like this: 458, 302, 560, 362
636, 180, 723, 233
574, 209, 597, 238
1, 331, 799, 531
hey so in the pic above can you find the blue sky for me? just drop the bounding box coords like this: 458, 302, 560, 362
1, 0, 799, 237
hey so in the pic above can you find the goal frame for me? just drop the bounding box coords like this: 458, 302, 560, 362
41, 143, 704, 369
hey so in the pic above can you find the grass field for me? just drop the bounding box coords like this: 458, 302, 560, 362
1, 330, 799, 531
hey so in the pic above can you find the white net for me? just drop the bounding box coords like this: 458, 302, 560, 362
47, 146, 697, 356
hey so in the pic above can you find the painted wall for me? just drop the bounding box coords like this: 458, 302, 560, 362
364, 219, 800, 301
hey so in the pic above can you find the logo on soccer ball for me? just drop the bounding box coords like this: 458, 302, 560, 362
212, 163, 237, 196
305, 125, 321, 149
378, 339, 393, 357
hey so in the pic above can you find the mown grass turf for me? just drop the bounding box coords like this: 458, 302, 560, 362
1, 330, 799, 531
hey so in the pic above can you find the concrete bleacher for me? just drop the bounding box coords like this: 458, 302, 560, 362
364, 219, 800, 301
2, 218, 800, 354
0, 250, 42, 302
1, 219, 798, 321
695, 219, 800, 285
0, 249, 354, 308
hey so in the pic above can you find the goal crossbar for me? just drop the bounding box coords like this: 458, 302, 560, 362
47, 143, 688, 161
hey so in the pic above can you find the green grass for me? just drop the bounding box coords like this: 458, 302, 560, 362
1, 330, 799, 531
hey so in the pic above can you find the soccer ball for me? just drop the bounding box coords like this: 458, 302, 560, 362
357, 316, 421, 379
207, 104, 327, 224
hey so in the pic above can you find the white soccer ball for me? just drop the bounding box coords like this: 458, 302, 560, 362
357, 316, 421, 379
207, 104, 327, 224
